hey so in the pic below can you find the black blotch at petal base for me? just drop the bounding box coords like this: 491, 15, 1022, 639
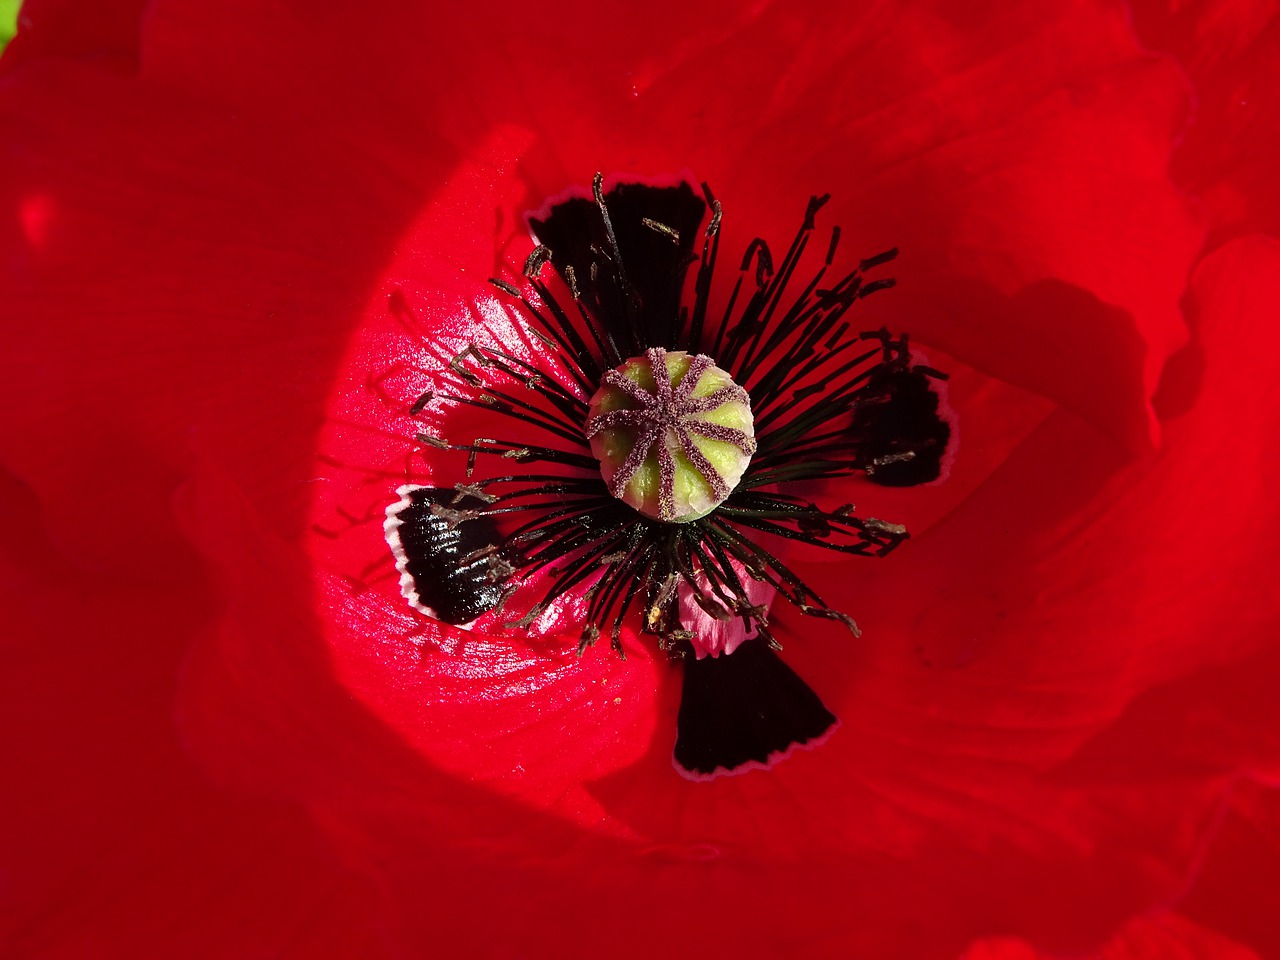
529, 181, 707, 353
849, 365, 951, 486
675, 640, 837, 777
392, 487, 506, 625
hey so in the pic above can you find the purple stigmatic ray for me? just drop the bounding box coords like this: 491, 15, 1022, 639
585, 347, 756, 522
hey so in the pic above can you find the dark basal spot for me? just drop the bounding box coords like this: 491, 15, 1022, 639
385, 486, 508, 625
850, 364, 951, 486
530, 181, 707, 353
675, 640, 836, 778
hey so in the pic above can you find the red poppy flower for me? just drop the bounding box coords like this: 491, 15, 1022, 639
2, 0, 1279, 957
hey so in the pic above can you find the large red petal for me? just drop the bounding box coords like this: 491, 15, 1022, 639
0, 468, 385, 958
790, 235, 1280, 950
962, 911, 1262, 959
1130, 0, 1280, 246
1180, 778, 1280, 958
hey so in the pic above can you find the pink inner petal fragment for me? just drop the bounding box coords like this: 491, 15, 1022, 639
677, 557, 777, 659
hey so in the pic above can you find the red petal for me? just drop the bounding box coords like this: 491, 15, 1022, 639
0, 468, 384, 958
962, 912, 1262, 959
1131, 0, 1280, 245
1180, 779, 1280, 958
793, 235, 1280, 949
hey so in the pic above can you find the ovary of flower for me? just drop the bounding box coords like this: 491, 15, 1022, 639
584, 347, 756, 522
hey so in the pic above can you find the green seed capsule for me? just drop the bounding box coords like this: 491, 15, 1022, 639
584, 348, 756, 523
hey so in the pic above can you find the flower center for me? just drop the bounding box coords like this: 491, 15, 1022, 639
375, 174, 955, 778
585, 347, 756, 522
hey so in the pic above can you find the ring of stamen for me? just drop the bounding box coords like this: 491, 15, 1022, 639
387, 178, 930, 660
